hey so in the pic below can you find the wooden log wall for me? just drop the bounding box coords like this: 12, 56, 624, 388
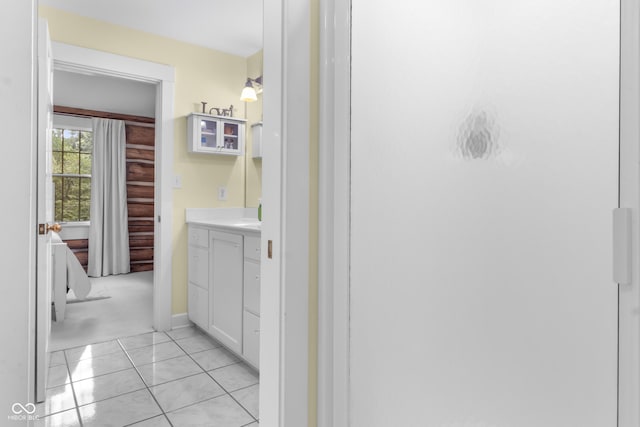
54, 106, 155, 273
125, 124, 155, 272
66, 239, 89, 272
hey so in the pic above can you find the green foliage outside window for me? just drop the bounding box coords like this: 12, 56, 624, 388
52, 128, 92, 222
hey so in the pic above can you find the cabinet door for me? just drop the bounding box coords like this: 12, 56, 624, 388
188, 114, 219, 153
188, 226, 209, 248
209, 231, 243, 353
188, 282, 208, 330
188, 245, 208, 290
243, 259, 260, 316
243, 310, 260, 369
199, 117, 218, 149
219, 119, 245, 155
244, 235, 261, 261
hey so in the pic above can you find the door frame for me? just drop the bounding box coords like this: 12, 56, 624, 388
618, 0, 640, 425
50, 42, 175, 331
261, 0, 311, 425
42, 2, 313, 424
317, 0, 351, 425
316, 1, 640, 426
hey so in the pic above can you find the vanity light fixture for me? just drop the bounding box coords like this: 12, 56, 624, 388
241, 76, 263, 102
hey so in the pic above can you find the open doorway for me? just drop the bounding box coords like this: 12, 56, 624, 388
36, 0, 313, 423
35, 1, 271, 425
49, 70, 158, 350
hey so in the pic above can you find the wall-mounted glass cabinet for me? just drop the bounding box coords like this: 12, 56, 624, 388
187, 113, 246, 156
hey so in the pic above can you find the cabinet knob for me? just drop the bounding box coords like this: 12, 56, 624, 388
255, 275, 260, 281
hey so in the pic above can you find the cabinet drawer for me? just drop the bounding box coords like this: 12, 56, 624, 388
188, 283, 208, 330
243, 260, 260, 315
243, 310, 260, 369
244, 236, 261, 261
188, 226, 209, 248
188, 246, 208, 289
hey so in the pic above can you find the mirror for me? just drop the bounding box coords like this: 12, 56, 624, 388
244, 51, 263, 209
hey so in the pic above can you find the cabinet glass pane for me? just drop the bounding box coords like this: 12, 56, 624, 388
223, 123, 239, 150
200, 119, 217, 148
223, 123, 238, 137
223, 136, 238, 150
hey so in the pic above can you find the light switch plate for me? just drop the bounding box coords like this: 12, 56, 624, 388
173, 175, 182, 189
218, 186, 227, 201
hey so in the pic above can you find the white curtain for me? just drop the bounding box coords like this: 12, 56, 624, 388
88, 118, 130, 277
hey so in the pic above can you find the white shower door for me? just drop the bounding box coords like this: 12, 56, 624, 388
350, 1, 619, 426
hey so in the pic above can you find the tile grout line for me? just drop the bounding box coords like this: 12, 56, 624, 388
63, 349, 84, 427
63, 344, 168, 426
38, 355, 75, 422
116, 334, 175, 427
59, 334, 171, 425
168, 328, 259, 422
128, 329, 236, 421
57, 328, 259, 425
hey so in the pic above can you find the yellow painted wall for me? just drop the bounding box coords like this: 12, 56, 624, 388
39, 6, 253, 315
245, 50, 263, 208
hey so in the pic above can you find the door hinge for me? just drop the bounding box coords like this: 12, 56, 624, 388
158, 215, 161, 223
268, 240, 273, 259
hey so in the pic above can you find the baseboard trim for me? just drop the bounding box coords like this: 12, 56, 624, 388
171, 313, 190, 329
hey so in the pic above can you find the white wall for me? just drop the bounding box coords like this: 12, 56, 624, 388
0, 0, 37, 413
54, 69, 155, 117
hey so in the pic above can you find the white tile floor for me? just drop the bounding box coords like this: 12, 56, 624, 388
37, 326, 259, 427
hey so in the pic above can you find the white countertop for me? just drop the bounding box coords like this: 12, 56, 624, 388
185, 208, 261, 234
187, 217, 261, 234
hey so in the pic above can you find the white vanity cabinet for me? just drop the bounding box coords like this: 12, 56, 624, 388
187, 227, 209, 330
186, 222, 261, 370
187, 113, 246, 156
209, 230, 244, 354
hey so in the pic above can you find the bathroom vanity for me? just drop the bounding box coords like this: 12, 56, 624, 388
186, 209, 261, 369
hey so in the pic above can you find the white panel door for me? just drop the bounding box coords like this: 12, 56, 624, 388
350, 1, 619, 426
36, 18, 54, 403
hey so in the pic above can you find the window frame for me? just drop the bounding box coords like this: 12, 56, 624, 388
51, 115, 93, 224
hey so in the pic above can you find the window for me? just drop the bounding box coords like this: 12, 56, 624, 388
52, 128, 93, 222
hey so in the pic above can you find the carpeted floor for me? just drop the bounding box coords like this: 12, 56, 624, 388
50, 270, 154, 351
